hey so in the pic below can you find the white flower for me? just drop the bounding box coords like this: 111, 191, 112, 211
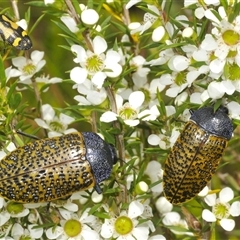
81, 8, 99, 25
155, 197, 173, 215
46, 211, 100, 240
158, 72, 195, 98
5, 66, 22, 81
11, 50, 46, 83
0, 142, 16, 160
11, 223, 43, 240
70, 191, 90, 205
202, 80, 236, 100
162, 212, 194, 236
101, 200, 151, 240
0, 201, 30, 229
227, 101, 240, 119
34, 74, 62, 92
79, 4, 101, 30
28, 224, 44, 239
175, 91, 188, 105
168, 55, 190, 72
144, 161, 163, 196
130, 5, 162, 34
125, 0, 141, 9
100, 91, 155, 126
202, 187, 240, 231
147, 127, 180, 150
16, 19, 29, 31
198, 186, 209, 197
130, 55, 150, 88
147, 48, 175, 66
61, 15, 78, 33
91, 191, 103, 203
44, 0, 55, 4
200, 9, 240, 78
74, 79, 107, 105
149, 235, 166, 240
152, 26, 167, 42
70, 36, 122, 88
34, 104, 76, 137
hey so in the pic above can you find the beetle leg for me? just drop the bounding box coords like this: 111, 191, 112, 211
94, 184, 102, 194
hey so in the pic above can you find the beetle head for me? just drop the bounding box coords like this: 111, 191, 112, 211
190, 106, 233, 140
82, 132, 117, 188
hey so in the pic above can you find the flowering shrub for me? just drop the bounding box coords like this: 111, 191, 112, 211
0, 0, 240, 239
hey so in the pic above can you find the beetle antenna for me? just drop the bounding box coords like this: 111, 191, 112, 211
16, 130, 40, 140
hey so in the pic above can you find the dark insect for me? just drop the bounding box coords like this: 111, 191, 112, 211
0, 132, 117, 203
163, 106, 233, 204
0, 14, 32, 50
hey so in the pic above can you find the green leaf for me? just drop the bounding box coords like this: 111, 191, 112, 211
9, 92, 22, 110
0, 55, 6, 88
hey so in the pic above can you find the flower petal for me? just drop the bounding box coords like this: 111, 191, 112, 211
61, 15, 78, 32
34, 118, 49, 129
198, 186, 209, 197
92, 72, 106, 88
101, 220, 114, 238
87, 90, 107, 105
204, 193, 216, 206
28, 224, 44, 239
149, 235, 166, 240
93, 36, 107, 55
100, 111, 118, 123
105, 50, 121, 64
219, 187, 234, 203
148, 134, 160, 146
202, 209, 216, 222
59, 113, 74, 125
162, 212, 181, 225
132, 226, 149, 240
129, 91, 144, 108
41, 104, 55, 120
155, 197, 173, 214
220, 218, 235, 231
81, 9, 99, 25
124, 119, 140, 126
105, 63, 122, 78
71, 45, 87, 63
126, 0, 141, 9
207, 81, 225, 99
45, 226, 63, 239
229, 201, 240, 217
128, 201, 144, 218
70, 67, 87, 84
31, 50, 44, 63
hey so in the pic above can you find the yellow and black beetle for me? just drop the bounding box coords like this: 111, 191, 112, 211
0, 132, 117, 203
0, 14, 32, 50
163, 106, 233, 204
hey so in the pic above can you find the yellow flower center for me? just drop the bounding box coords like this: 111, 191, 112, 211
19, 236, 31, 240
119, 103, 137, 120
64, 219, 82, 237
22, 63, 36, 75
175, 72, 187, 86
222, 30, 240, 46
6, 202, 24, 214
213, 202, 230, 220
114, 216, 133, 235
49, 120, 64, 132
224, 62, 240, 80
86, 54, 104, 74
